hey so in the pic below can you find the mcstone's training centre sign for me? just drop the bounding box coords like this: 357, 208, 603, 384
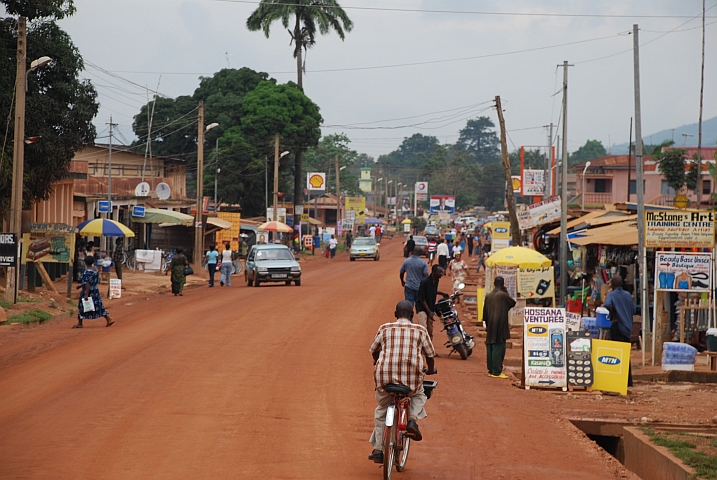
645, 210, 715, 248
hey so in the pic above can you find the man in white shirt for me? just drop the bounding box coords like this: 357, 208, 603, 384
436, 239, 450, 270
328, 235, 338, 260
369, 225, 376, 239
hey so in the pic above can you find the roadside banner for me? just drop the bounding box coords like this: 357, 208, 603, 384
495, 264, 518, 299
654, 252, 711, 292
591, 339, 631, 395
517, 266, 554, 300
517, 196, 561, 230
645, 210, 715, 248
345, 197, 366, 225
21, 223, 76, 264
524, 307, 567, 389
429, 195, 454, 214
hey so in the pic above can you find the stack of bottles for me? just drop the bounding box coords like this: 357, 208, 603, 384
580, 317, 599, 338
662, 342, 697, 371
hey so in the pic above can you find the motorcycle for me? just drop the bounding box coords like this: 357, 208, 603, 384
435, 283, 475, 360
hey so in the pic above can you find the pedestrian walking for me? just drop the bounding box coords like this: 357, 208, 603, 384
205, 244, 219, 287
329, 234, 338, 260
399, 246, 428, 307
170, 248, 189, 296
220, 243, 233, 286
369, 225, 376, 239
112, 238, 123, 281
73, 255, 113, 328
345, 231, 353, 249
466, 233, 474, 258
427, 239, 437, 266
483, 276, 516, 378
477, 251, 487, 273
448, 251, 468, 304
376, 225, 382, 243
604, 275, 636, 387
416, 265, 449, 339
436, 238, 449, 270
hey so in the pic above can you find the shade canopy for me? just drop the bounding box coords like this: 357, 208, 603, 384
76, 218, 135, 237
365, 217, 384, 225
485, 246, 551, 269
206, 217, 232, 229
133, 208, 193, 226
257, 221, 293, 233
401, 218, 412, 224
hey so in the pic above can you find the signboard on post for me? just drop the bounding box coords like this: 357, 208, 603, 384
512, 176, 522, 193
0, 233, 18, 267
645, 210, 715, 248
517, 196, 561, 230
522, 169, 545, 196
654, 252, 711, 292
132, 205, 145, 218
307, 172, 326, 194
517, 267, 555, 300
524, 307, 567, 389
21, 224, 77, 264
415, 182, 428, 201
266, 208, 286, 224
345, 197, 366, 225
429, 195, 455, 214
491, 221, 511, 251
98, 201, 112, 213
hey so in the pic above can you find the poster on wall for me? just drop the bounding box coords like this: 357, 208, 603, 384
429, 195, 455, 214
645, 210, 715, 248
654, 252, 711, 292
524, 307, 567, 389
517, 267, 555, 299
21, 223, 76, 264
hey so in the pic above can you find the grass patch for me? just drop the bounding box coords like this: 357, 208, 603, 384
7, 309, 53, 324
17, 297, 42, 303
0, 299, 10, 310
643, 429, 717, 480
67, 300, 77, 307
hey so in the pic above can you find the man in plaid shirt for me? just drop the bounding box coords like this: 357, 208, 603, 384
368, 300, 437, 463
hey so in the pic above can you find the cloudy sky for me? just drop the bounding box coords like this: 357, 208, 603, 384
59, 0, 716, 159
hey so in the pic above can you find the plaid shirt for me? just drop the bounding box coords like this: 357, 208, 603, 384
370, 319, 436, 392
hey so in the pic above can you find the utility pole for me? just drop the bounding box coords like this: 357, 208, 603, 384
6, 16, 26, 303
107, 116, 117, 218
546, 123, 553, 196
214, 139, 219, 213
335, 155, 340, 232
273, 134, 279, 225
373, 165, 378, 217
559, 61, 573, 306
696, 0, 706, 207
193, 101, 205, 267
495, 96, 520, 247
633, 24, 649, 366
627, 118, 633, 201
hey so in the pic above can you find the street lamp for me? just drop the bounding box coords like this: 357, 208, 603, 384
272, 150, 290, 223
194, 118, 218, 267
581, 161, 591, 210
6, 46, 53, 303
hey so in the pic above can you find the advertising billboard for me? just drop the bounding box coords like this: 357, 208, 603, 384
429, 195, 455, 214
306, 172, 326, 193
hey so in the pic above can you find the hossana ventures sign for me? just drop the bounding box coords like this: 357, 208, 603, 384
645, 210, 715, 248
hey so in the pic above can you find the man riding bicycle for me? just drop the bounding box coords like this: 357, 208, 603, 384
368, 300, 437, 463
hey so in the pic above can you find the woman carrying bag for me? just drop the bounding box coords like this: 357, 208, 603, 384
73, 256, 113, 328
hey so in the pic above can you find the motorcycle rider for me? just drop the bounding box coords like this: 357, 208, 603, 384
368, 300, 437, 463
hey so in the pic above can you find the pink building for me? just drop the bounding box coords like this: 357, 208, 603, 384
574, 147, 717, 209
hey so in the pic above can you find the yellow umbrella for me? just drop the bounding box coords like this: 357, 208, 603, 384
483, 222, 492, 229
485, 246, 551, 269
401, 218, 412, 224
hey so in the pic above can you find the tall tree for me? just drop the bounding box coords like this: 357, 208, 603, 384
379, 133, 440, 169
0, 7, 98, 215
655, 148, 698, 194
246, 0, 353, 91
569, 139, 606, 166
456, 116, 500, 164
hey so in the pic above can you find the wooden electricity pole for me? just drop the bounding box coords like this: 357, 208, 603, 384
193, 101, 205, 266
495, 96, 520, 247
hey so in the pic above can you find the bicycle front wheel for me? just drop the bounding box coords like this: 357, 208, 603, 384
383, 422, 396, 480
395, 435, 411, 472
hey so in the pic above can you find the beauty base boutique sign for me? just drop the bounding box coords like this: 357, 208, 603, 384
654, 252, 711, 292
645, 210, 715, 248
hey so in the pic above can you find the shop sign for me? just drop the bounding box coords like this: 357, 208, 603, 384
591, 339, 631, 395
654, 252, 711, 292
517, 267, 555, 299
522, 169, 545, 196
517, 196, 561, 230
524, 307, 567, 389
0, 233, 18, 267
645, 210, 715, 248
21, 224, 76, 264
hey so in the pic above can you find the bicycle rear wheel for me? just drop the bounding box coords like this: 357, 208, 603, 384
383, 417, 396, 479
395, 435, 410, 472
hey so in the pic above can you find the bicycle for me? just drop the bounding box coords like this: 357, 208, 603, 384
381, 380, 437, 479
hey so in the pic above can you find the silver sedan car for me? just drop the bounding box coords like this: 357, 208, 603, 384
349, 237, 380, 261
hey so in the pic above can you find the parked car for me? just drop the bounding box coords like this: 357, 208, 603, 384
410, 235, 429, 256
244, 244, 301, 287
349, 237, 379, 261
423, 226, 441, 242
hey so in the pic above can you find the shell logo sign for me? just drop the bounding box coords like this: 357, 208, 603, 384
306, 172, 326, 191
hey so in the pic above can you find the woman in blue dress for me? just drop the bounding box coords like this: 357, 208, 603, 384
73, 255, 114, 328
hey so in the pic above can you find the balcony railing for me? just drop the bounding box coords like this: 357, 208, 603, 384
582, 192, 612, 206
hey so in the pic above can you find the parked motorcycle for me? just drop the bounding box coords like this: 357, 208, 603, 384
435, 283, 475, 360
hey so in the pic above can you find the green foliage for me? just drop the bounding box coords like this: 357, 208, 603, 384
8, 309, 52, 324
646, 430, 717, 480
0, 299, 10, 310
569, 139, 606, 166
456, 116, 500, 164
478, 163, 507, 211
410, 216, 427, 231
655, 148, 692, 193
17, 297, 41, 303
2, 0, 75, 20
0, 17, 98, 215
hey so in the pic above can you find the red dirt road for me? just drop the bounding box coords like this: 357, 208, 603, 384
0, 240, 627, 479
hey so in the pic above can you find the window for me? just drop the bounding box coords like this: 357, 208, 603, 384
629, 180, 645, 195
703, 179, 711, 195
594, 179, 611, 193
661, 180, 675, 195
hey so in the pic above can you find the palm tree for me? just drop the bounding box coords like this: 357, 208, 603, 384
246, 0, 353, 91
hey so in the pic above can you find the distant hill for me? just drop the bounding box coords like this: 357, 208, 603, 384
611, 116, 717, 154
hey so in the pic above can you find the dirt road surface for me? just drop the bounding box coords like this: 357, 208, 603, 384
0, 240, 627, 479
